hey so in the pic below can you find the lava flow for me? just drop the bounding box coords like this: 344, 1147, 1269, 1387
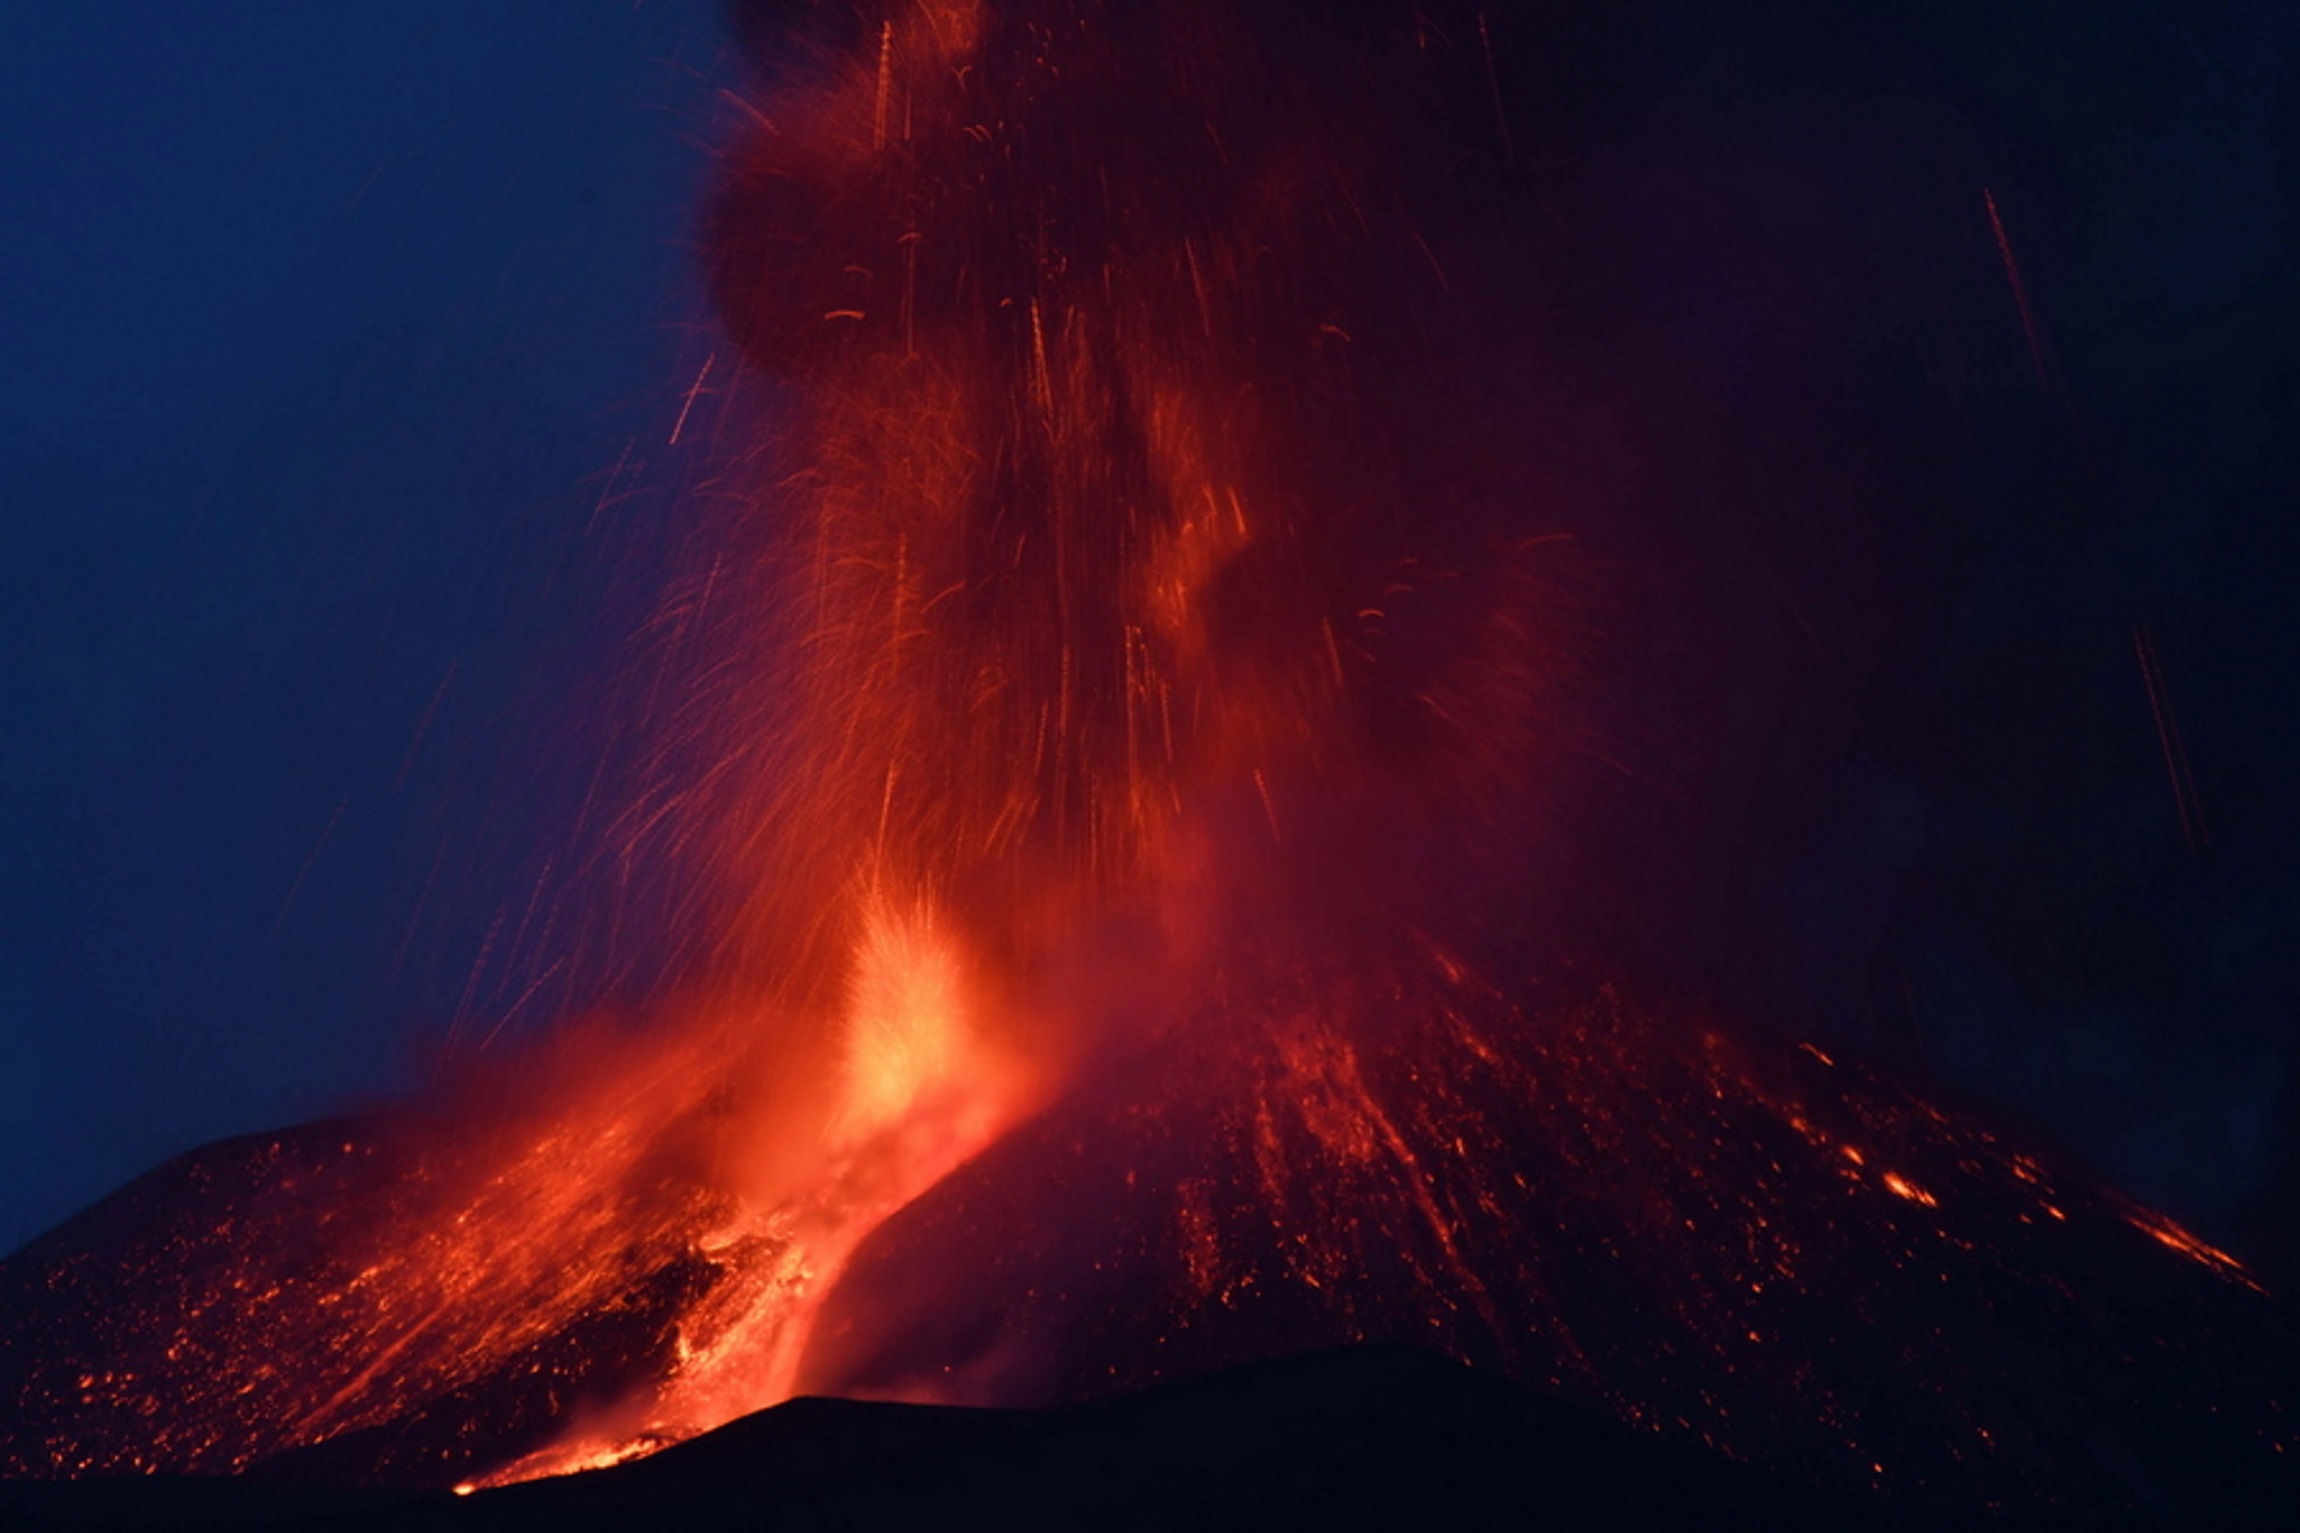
3, 2, 2295, 1521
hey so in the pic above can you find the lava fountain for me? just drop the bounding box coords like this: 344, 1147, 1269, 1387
3, 2, 2293, 1521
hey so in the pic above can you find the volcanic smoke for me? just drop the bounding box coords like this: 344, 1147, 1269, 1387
3, 3, 2293, 1521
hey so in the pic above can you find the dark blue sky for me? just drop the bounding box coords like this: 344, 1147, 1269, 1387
1, 1, 728, 1250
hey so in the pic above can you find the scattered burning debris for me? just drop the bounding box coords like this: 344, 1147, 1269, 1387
4, 2, 2293, 1523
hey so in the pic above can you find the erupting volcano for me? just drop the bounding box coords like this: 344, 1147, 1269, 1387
6, 2, 2296, 1524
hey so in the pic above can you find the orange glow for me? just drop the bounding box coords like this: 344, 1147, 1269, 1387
1881, 1172, 1938, 1209
2124, 1209, 2263, 1292
837, 898, 990, 1144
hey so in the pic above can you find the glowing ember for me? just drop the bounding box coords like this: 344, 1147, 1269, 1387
2124, 1207, 2260, 1291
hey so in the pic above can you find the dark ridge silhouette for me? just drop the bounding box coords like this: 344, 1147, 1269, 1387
0, 1346, 1916, 1531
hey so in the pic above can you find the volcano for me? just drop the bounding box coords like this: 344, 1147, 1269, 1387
6, 1, 2295, 1526
6, 969, 2294, 1520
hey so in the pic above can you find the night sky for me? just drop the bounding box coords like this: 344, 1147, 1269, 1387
1, 0, 727, 1250
6, 0, 2300, 1299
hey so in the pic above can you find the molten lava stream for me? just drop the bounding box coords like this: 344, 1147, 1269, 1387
471, 896, 1043, 1486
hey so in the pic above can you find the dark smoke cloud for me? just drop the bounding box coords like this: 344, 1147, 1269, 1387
703, 0, 2300, 1274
